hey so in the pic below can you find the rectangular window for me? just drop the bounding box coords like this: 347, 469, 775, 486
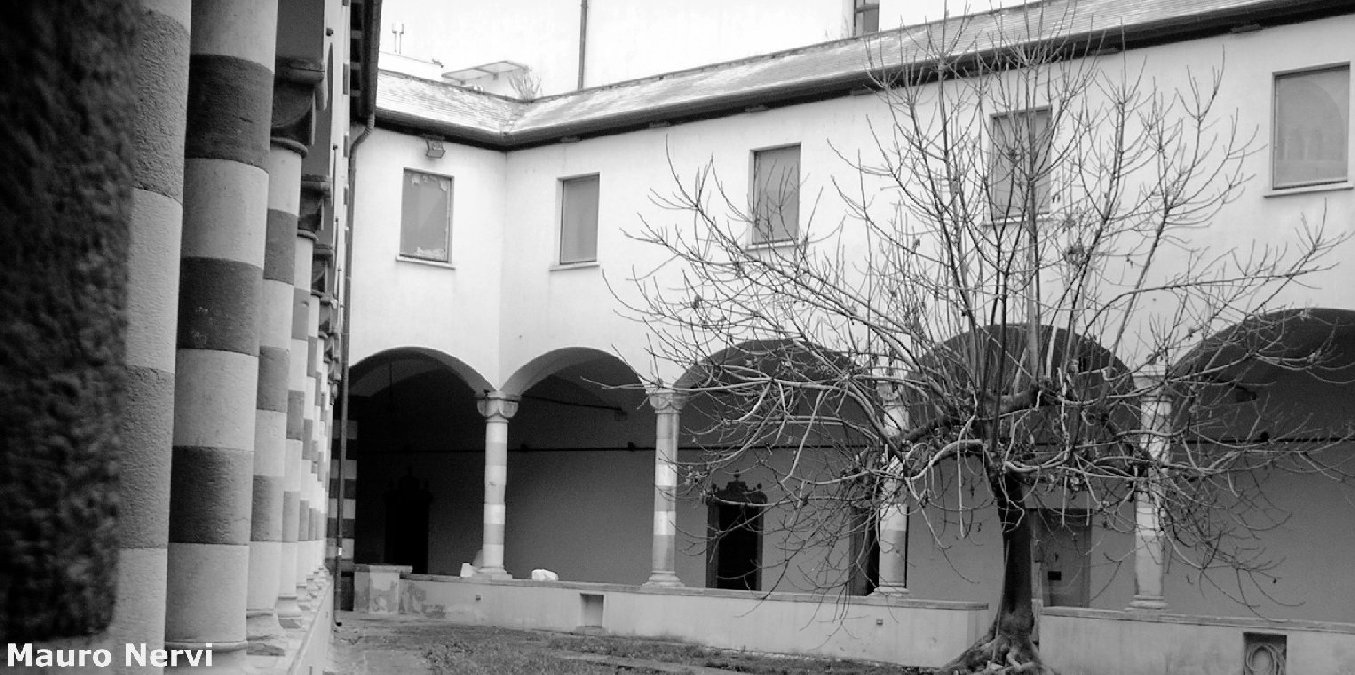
854, 0, 880, 36
1273, 65, 1349, 189
560, 174, 600, 264
400, 170, 452, 262
990, 108, 1053, 221
751, 145, 801, 245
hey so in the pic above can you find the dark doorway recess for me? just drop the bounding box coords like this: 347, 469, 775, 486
384, 469, 433, 574
706, 477, 767, 591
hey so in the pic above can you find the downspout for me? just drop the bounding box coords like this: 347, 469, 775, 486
333, 112, 374, 617
577, 0, 589, 89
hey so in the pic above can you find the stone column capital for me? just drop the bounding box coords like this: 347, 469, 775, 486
647, 388, 687, 414
477, 392, 520, 421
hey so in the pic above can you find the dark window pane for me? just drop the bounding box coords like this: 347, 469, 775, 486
400, 170, 451, 262
560, 175, 600, 264
1274, 66, 1349, 188
752, 146, 800, 244
989, 109, 1052, 221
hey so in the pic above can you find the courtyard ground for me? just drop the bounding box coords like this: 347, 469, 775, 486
328, 611, 921, 674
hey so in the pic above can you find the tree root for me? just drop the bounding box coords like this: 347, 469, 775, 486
932, 630, 1057, 675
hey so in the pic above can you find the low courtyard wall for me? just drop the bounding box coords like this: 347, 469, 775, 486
1040, 606, 1355, 675
354, 568, 988, 668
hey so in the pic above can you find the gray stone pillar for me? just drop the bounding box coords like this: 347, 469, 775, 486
1129, 365, 1170, 611
109, 1, 190, 670
645, 390, 685, 586
476, 392, 519, 579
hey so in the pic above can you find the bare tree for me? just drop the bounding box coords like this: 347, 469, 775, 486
619, 4, 1351, 673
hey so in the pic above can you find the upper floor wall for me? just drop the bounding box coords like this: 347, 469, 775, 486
351, 8, 1355, 389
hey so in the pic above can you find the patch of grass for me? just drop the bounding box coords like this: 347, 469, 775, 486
547, 633, 921, 674
424, 637, 657, 674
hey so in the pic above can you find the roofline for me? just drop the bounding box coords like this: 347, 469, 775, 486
376, 0, 1355, 150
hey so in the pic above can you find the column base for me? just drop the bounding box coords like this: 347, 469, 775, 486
642, 572, 684, 587
476, 567, 512, 580
871, 583, 910, 597
1127, 595, 1167, 611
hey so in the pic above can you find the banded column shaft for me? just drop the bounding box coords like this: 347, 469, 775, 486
476, 393, 519, 579
645, 390, 685, 587
292, 228, 316, 594
246, 144, 301, 643
166, 1, 278, 670
306, 288, 324, 577
1129, 365, 1170, 611
111, 1, 190, 669
875, 389, 909, 595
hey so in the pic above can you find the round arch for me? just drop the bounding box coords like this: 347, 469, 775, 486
501, 346, 643, 397
349, 346, 493, 397
673, 338, 853, 391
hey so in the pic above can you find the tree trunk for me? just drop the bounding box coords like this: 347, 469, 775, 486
936, 472, 1053, 674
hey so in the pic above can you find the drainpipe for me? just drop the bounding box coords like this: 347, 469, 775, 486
577, 0, 589, 89
333, 112, 375, 619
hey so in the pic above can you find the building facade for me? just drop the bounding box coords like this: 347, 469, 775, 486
343, 0, 1355, 672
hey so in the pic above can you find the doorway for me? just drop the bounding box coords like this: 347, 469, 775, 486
1033, 509, 1091, 608
706, 477, 767, 591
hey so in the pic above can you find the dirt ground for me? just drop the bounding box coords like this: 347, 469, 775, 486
328, 611, 919, 674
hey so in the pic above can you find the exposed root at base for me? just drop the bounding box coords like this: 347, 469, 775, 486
932, 632, 1056, 675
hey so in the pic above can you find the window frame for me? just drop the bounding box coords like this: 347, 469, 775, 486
987, 106, 1055, 224
398, 168, 454, 264
749, 143, 802, 247
1271, 63, 1350, 191
853, 0, 880, 36
557, 173, 602, 266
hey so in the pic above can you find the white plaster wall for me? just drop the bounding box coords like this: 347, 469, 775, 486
348, 129, 506, 383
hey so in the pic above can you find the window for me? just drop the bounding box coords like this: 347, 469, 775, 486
853, 0, 880, 36
400, 170, 452, 262
751, 145, 801, 245
1273, 65, 1349, 189
989, 109, 1053, 221
559, 174, 600, 264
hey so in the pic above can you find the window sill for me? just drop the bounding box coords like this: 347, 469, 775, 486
1263, 181, 1353, 198
396, 255, 456, 270
746, 239, 802, 252
550, 261, 600, 271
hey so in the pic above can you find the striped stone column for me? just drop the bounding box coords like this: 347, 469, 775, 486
644, 390, 685, 587
245, 144, 301, 648
110, 1, 189, 669
166, 1, 278, 670
1129, 365, 1170, 611
476, 393, 519, 579
306, 287, 324, 581
292, 223, 316, 600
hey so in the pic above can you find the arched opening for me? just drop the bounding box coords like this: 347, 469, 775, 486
1165, 308, 1355, 622
903, 324, 1134, 610
498, 349, 654, 583
347, 348, 490, 578
672, 339, 873, 594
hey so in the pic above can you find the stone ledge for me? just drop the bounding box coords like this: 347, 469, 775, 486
248, 573, 334, 674
399, 573, 988, 611
1041, 606, 1355, 635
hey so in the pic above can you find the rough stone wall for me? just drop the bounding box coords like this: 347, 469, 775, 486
0, 0, 137, 641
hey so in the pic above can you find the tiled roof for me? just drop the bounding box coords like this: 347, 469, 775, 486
376, 0, 1349, 148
